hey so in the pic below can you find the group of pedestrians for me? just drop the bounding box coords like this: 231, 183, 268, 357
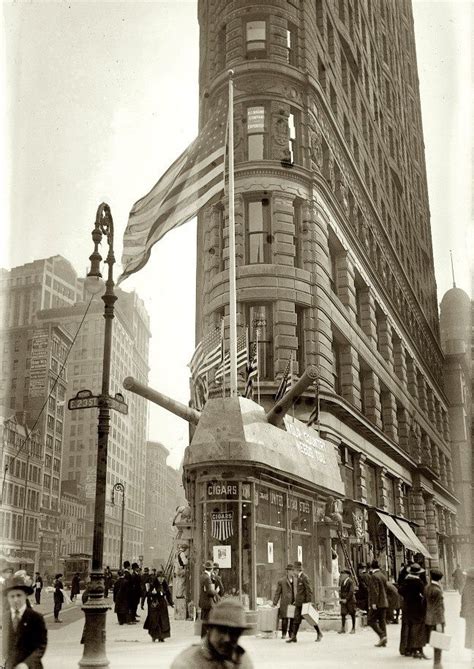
198, 560, 226, 636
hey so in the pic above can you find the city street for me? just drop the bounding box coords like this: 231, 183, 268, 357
39, 591, 471, 668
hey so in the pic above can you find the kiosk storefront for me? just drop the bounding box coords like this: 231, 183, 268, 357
184, 397, 344, 611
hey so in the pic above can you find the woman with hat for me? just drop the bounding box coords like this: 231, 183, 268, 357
272, 564, 295, 639
170, 598, 253, 668
460, 567, 474, 657
3, 575, 47, 669
399, 562, 428, 659
143, 570, 174, 643
53, 573, 64, 623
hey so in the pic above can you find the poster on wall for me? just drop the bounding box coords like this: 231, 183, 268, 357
297, 545, 303, 562
213, 545, 231, 569
267, 542, 274, 564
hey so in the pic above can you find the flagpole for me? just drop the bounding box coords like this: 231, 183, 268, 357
228, 70, 238, 398
256, 326, 261, 406
290, 352, 295, 419
221, 319, 226, 399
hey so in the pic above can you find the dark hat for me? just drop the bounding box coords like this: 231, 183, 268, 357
341, 568, 351, 575
131, 562, 139, 569
285, 564, 294, 570
207, 598, 252, 630
156, 570, 165, 577
430, 568, 443, 581
204, 560, 214, 570
55, 573, 63, 579
408, 563, 425, 575
213, 563, 220, 569
294, 561, 302, 569
370, 560, 379, 569
4, 576, 34, 596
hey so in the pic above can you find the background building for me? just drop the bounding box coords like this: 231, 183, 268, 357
192, 0, 458, 599
58, 479, 87, 561
440, 284, 473, 566
43, 287, 151, 568
0, 413, 43, 570
144, 441, 186, 569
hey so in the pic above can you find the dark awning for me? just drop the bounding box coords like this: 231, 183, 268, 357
376, 510, 420, 553
395, 518, 432, 559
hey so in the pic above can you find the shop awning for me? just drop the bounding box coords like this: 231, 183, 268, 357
376, 511, 420, 553
395, 518, 432, 559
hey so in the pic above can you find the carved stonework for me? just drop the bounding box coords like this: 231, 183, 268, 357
234, 102, 244, 163
271, 102, 290, 162
336, 176, 349, 215
308, 112, 323, 171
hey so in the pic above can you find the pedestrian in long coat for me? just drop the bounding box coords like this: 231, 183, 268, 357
398, 563, 427, 658
453, 564, 465, 593
53, 574, 64, 623
199, 561, 216, 638
355, 564, 369, 612
460, 567, 474, 651
425, 568, 445, 668
287, 560, 323, 642
113, 571, 130, 625
386, 581, 401, 623
272, 564, 295, 639
143, 573, 174, 642
367, 560, 388, 646
71, 572, 81, 601
338, 569, 356, 634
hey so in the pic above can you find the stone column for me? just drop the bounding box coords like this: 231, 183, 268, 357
393, 338, 407, 385
431, 445, 440, 478
377, 316, 394, 371
426, 387, 436, 424
394, 478, 405, 517
424, 494, 439, 566
406, 358, 419, 402
439, 452, 448, 488
354, 453, 368, 504
339, 344, 362, 410
409, 421, 422, 464
421, 433, 432, 469
397, 407, 410, 453
446, 458, 454, 490
381, 391, 398, 441
361, 371, 383, 429
442, 409, 450, 443
358, 287, 377, 344
334, 252, 357, 318
417, 372, 428, 414
435, 400, 443, 435
376, 467, 389, 511
409, 486, 428, 547
273, 193, 296, 268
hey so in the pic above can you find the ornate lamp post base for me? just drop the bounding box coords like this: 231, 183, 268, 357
79, 574, 111, 669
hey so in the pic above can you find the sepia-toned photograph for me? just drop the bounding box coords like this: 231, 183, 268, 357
0, 1, 471, 667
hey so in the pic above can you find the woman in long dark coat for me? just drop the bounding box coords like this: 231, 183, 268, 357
399, 563, 427, 658
143, 572, 174, 642
70, 573, 81, 601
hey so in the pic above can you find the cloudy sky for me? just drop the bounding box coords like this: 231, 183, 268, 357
0, 1, 471, 467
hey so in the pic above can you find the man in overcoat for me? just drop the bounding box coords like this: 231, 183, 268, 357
33, 573, 43, 605
286, 560, 322, 643
129, 563, 142, 622
272, 564, 295, 639
367, 559, 388, 647
3, 576, 47, 669
425, 568, 445, 667
338, 569, 356, 634
199, 560, 216, 638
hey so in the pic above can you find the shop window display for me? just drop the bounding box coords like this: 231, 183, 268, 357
205, 500, 240, 596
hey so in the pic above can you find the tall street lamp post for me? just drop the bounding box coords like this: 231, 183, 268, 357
77, 203, 127, 669
111, 482, 125, 570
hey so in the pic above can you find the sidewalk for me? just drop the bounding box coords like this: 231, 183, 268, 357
42, 591, 472, 668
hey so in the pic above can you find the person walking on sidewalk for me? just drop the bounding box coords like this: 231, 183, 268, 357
367, 560, 388, 647
70, 572, 81, 602
33, 573, 43, 605
113, 571, 130, 625
460, 567, 474, 663
3, 575, 47, 669
425, 568, 445, 668
212, 563, 225, 602
355, 564, 369, 613
272, 564, 295, 639
452, 564, 465, 594
338, 569, 356, 634
398, 562, 427, 659
129, 563, 142, 622
286, 560, 323, 643
143, 570, 174, 643
199, 560, 217, 638
170, 598, 253, 668
53, 574, 64, 623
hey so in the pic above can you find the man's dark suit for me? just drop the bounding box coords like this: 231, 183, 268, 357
5, 606, 47, 669
198, 571, 215, 637
368, 569, 388, 641
290, 571, 313, 640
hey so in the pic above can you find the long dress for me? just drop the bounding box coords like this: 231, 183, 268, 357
399, 574, 426, 655
143, 579, 174, 642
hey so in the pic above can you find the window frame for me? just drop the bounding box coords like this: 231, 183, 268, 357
245, 19, 268, 59
245, 196, 272, 265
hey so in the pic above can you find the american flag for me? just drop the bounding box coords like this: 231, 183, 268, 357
274, 356, 293, 401
214, 332, 248, 382
189, 326, 223, 380
119, 100, 228, 282
244, 344, 258, 399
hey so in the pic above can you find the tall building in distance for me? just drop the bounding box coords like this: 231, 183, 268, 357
144, 442, 186, 569
44, 287, 151, 568
440, 284, 473, 566
192, 0, 458, 601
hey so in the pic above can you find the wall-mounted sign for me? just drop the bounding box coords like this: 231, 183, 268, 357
213, 545, 231, 569
211, 512, 234, 541
297, 545, 303, 562
284, 417, 327, 464
207, 482, 239, 499
267, 542, 274, 564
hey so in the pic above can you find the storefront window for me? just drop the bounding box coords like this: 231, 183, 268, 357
256, 485, 286, 527
205, 500, 240, 595
256, 484, 287, 603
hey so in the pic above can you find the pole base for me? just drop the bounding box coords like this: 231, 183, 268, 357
78, 573, 111, 669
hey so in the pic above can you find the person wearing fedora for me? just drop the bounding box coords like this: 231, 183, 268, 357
52, 574, 64, 623
272, 564, 295, 639
286, 560, 323, 643
199, 560, 217, 638
3, 576, 47, 669
212, 563, 225, 603
367, 560, 388, 647
398, 562, 428, 659
170, 598, 253, 668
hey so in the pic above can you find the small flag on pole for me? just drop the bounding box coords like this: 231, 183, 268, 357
189, 325, 223, 380
244, 344, 258, 399
307, 380, 320, 427
274, 356, 293, 401
214, 332, 248, 382
119, 100, 228, 283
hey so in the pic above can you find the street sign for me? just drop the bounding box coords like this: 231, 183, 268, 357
68, 390, 128, 414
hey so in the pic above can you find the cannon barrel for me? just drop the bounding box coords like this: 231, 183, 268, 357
123, 376, 201, 425
266, 365, 319, 427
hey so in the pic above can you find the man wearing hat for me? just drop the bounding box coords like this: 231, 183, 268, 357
367, 559, 389, 647
3, 576, 47, 669
212, 563, 225, 602
170, 598, 253, 668
272, 564, 295, 639
199, 561, 217, 638
287, 560, 323, 643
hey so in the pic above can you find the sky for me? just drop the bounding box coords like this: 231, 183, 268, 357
0, 1, 471, 467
